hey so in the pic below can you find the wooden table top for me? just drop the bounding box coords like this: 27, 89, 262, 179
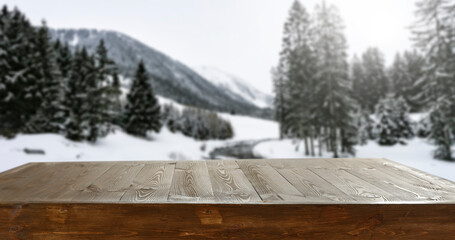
1, 158, 455, 204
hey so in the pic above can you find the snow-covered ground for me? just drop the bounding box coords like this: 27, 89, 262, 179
0, 112, 279, 173
254, 138, 455, 182
219, 113, 279, 141
1, 109, 454, 183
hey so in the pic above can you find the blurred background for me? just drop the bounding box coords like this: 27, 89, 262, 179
0, 0, 454, 181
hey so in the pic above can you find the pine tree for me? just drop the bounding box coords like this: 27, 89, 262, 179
313, 1, 357, 157
180, 107, 197, 138
83, 39, 118, 142
174, 106, 233, 140
0, 6, 11, 136
123, 61, 162, 137
402, 50, 425, 111
54, 40, 73, 79
361, 48, 389, 112
0, 7, 39, 137
389, 53, 407, 100
111, 72, 122, 124
429, 100, 454, 160
416, 115, 431, 138
162, 104, 181, 133
354, 109, 374, 145
274, 0, 317, 155
24, 21, 65, 133
94, 40, 122, 126
219, 120, 234, 140
374, 94, 414, 146
351, 55, 366, 108
412, 0, 455, 160
271, 66, 286, 139
64, 48, 92, 141
374, 95, 398, 145
84, 52, 104, 142
389, 51, 425, 112
340, 110, 358, 155
394, 96, 414, 139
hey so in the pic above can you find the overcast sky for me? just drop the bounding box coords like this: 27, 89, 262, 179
4, 0, 418, 94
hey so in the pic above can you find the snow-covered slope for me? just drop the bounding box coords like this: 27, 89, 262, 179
194, 66, 273, 108
50, 29, 270, 118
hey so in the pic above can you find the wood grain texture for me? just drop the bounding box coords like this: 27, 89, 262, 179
376, 158, 455, 193
236, 159, 304, 202
1, 159, 455, 204
86, 163, 144, 192
53, 163, 115, 201
266, 159, 354, 202
206, 160, 261, 203
1, 159, 455, 239
332, 158, 455, 200
0, 163, 65, 202
327, 159, 450, 202
168, 161, 215, 202
120, 162, 176, 202
311, 167, 400, 202
1, 203, 455, 240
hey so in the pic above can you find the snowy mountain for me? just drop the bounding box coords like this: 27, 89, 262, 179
194, 66, 273, 108
50, 29, 272, 119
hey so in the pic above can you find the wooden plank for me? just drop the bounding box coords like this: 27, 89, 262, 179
0, 162, 34, 178
85, 163, 145, 192
52, 163, 115, 201
0, 163, 65, 202
120, 162, 176, 203
65, 163, 114, 191
0, 163, 44, 196
1, 159, 455, 205
24, 163, 89, 202
2, 203, 455, 239
321, 158, 372, 169
67, 163, 144, 203
325, 158, 452, 202
310, 167, 398, 202
70, 191, 126, 203
343, 158, 455, 196
266, 158, 330, 169
378, 158, 455, 192
236, 159, 304, 202
266, 159, 354, 202
168, 161, 215, 202
206, 160, 261, 203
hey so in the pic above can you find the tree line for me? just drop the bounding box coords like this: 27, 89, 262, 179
412, 0, 455, 161
162, 104, 233, 141
0, 6, 233, 142
273, 1, 356, 158
274, 0, 455, 160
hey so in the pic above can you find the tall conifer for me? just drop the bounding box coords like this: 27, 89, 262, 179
24, 21, 65, 133
313, 1, 356, 157
123, 61, 162, 137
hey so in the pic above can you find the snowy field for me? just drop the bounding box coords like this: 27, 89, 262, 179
0, 110, 279, 173
1, 107, 454, 183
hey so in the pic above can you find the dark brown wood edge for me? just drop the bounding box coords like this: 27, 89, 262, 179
1, 203, 455, 239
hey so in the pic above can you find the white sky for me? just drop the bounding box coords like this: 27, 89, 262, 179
4, 0, 418, 94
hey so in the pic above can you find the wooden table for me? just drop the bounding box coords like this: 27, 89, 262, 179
1, 158, 455, 239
